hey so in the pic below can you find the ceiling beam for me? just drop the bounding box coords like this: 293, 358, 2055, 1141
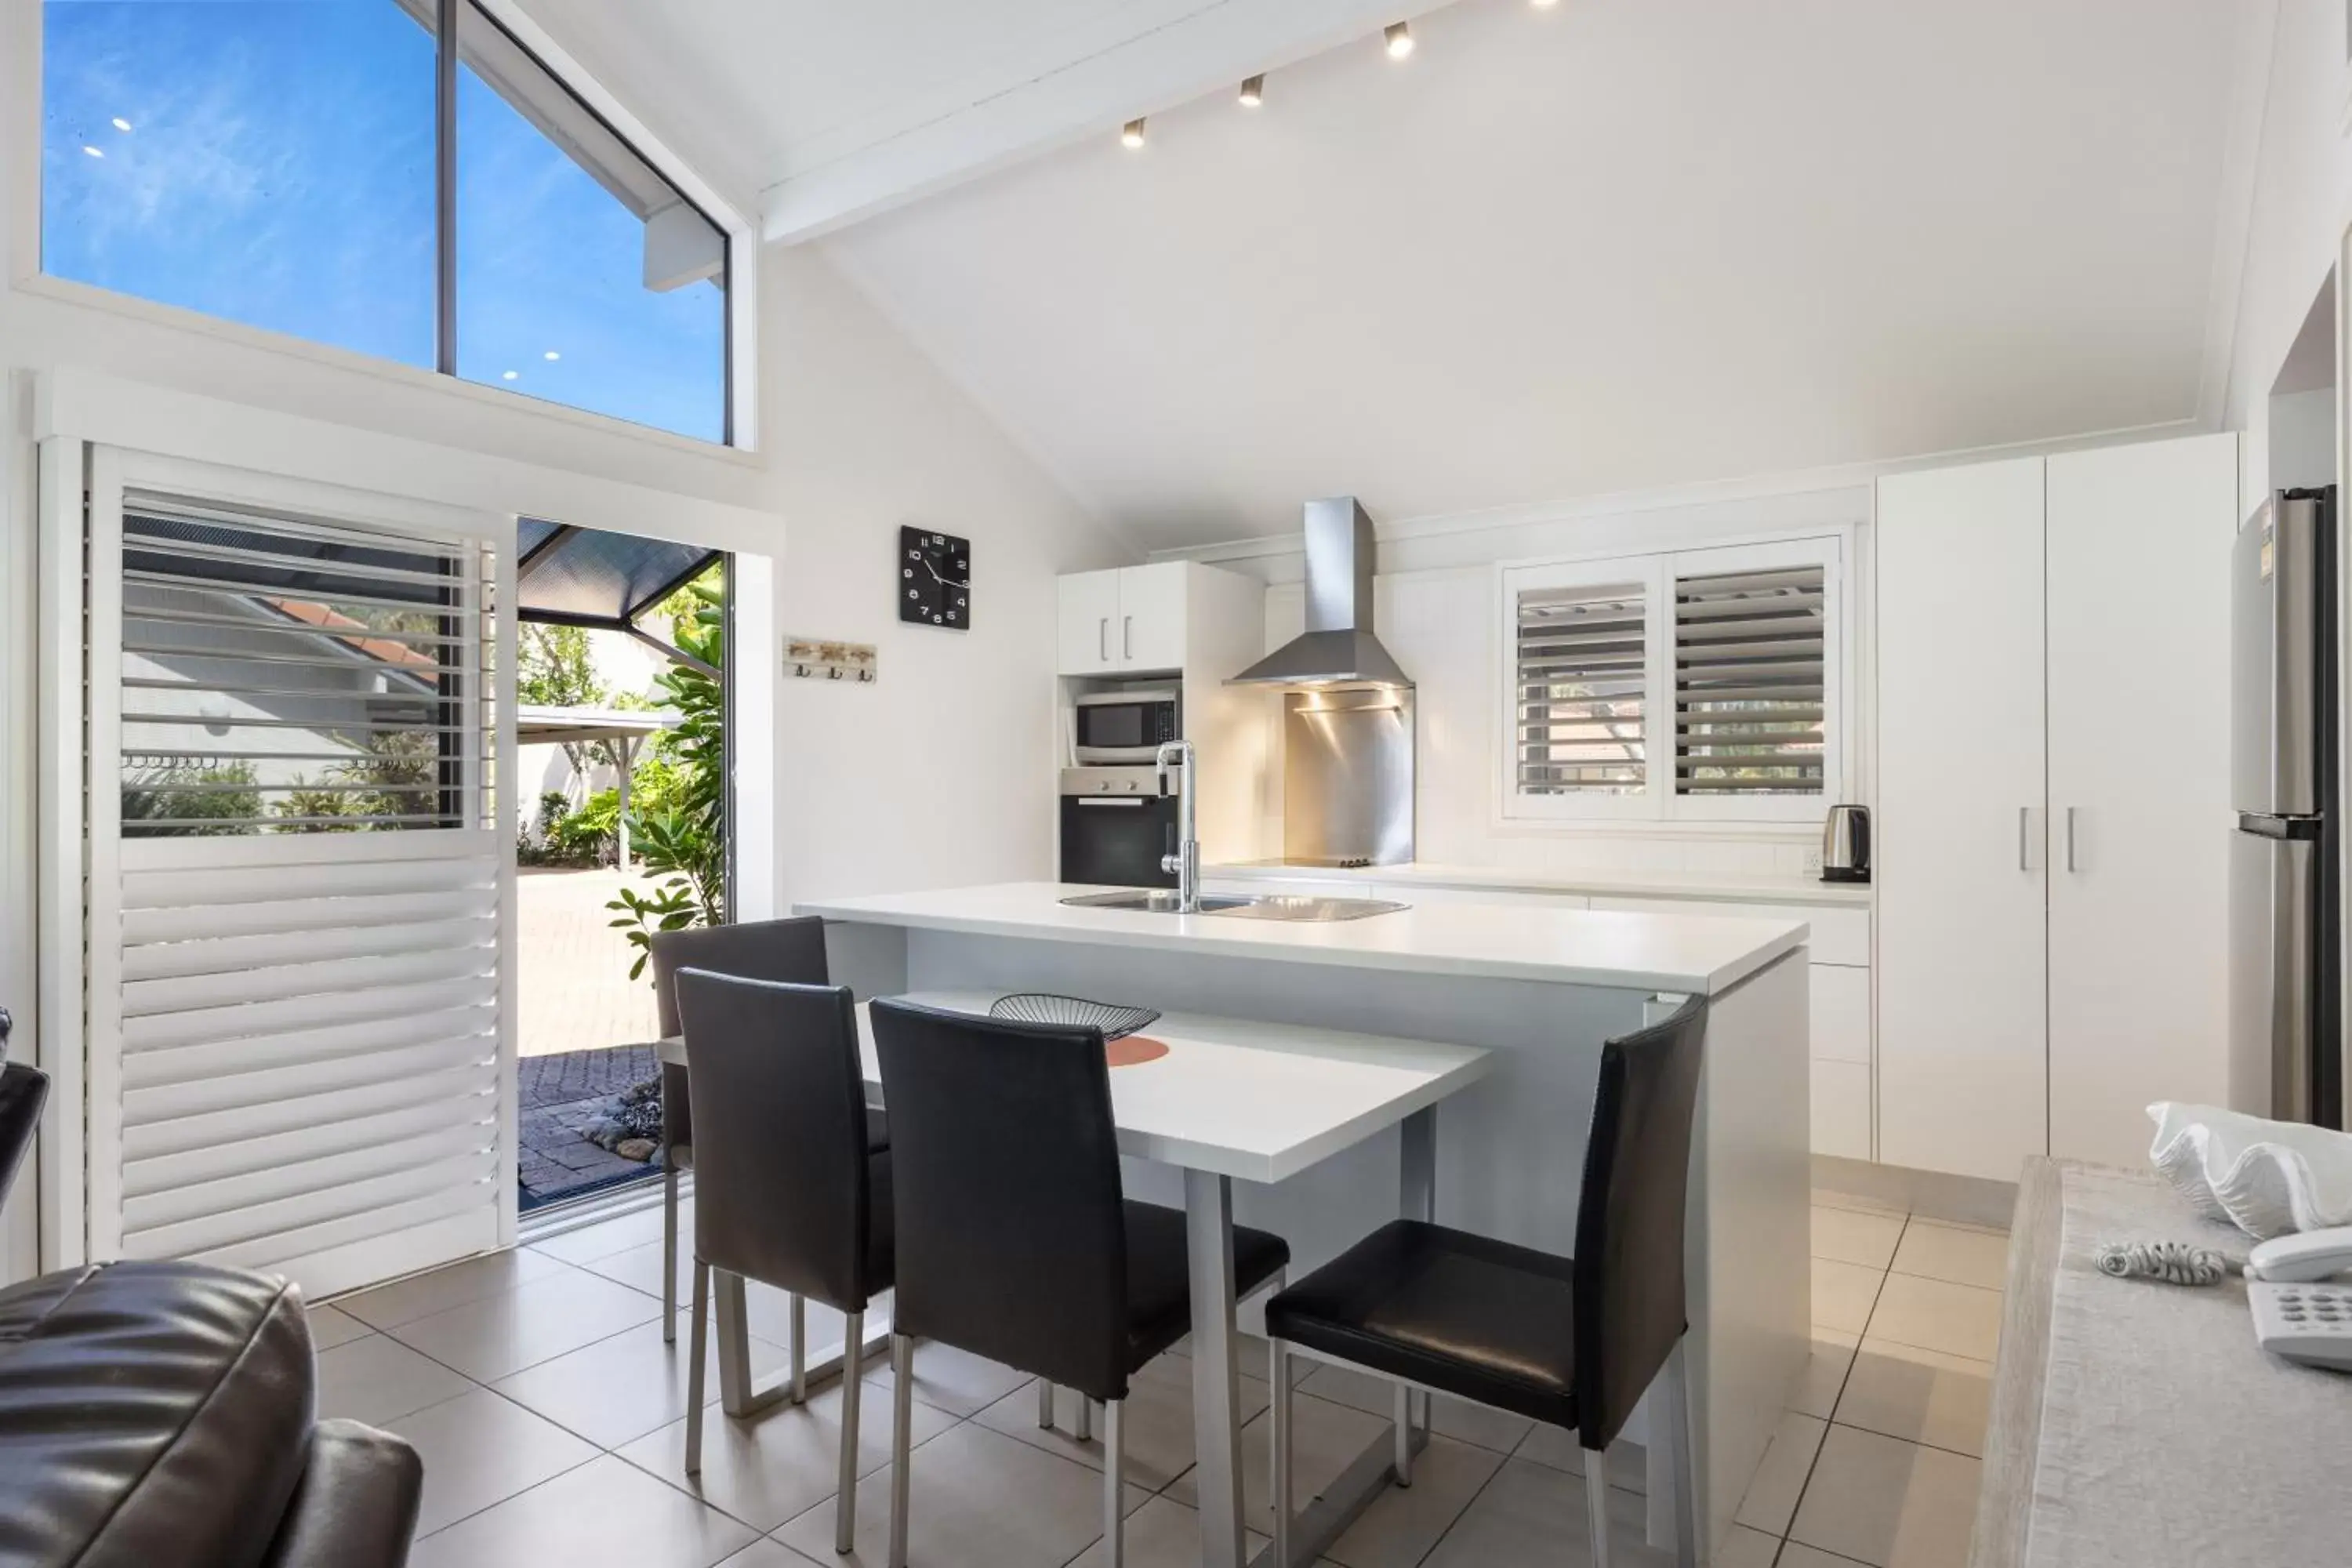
760, 0, 1462, 245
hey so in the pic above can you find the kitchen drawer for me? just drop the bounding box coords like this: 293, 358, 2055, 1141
1589, 896, 1871, 967
1369, 884, 1589, 910
1811, 1059, 1872, 1161
1809, 964, 1871, 1065
1199, 877, 1374, 900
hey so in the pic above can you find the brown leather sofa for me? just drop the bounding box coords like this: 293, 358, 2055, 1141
0, 1012, 423, 1566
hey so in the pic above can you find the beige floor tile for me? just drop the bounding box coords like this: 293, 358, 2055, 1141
529, 1200, 682, 1265
716, 1543, 805, 1568
1420, 1454, 1668, 1566
973, 1356, 1269, 1492
617, 1370, 957, 1532
315, 1333, 475, 1426
1790, 1329, 1860, 1420
1812, 1258, 1885, 1335
585, 1235, 693, 1304
1166, 1390, 1388, 1537
1299, 1362, 1536, 1456
1713, 1523, 1783, 1567
731, 1281, 853, 1357
306, 1302, 375, 1351
1323, 1432, 1504, 1568
1865, 1275, 2002, 1362
492, 1311, 793, 1449
1512, 1424, 1646, 1493
339, 1246, 576, 1330
387, 1266, 662, 1382
1812, 1189, 1907, 1219
386, 1387, 600, 1536
1788, 1425, 1980, 1568
1779, 1546, 1876, 1568
1733, 1409, 1828, 1536
1061, 1496, 1268, 1568
1813, 1207, 1905, 1270
862, 1338, 1033, 1417
776, 1418, 1152, 1567
1835, 1340, 1993, 1458
408, 1454, 753, 1567
1889, 1222, 2010, 1292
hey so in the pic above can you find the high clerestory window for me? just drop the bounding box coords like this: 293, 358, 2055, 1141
40, 0, 731, 445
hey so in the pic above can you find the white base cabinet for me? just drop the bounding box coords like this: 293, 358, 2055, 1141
1876, 433, 2237, 1182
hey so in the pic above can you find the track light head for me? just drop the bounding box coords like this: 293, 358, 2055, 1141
1121, 118, 1146, 149
1384, 21, 1414, 57
1239, 74, 1265, 107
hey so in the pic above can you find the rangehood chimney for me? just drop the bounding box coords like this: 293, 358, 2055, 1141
1227, 497, 1411, 689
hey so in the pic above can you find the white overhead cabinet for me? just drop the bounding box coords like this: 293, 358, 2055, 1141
1057, 562, 1189, 673
1876, 434, 2236, 1182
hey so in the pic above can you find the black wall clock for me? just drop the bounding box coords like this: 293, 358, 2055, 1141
898, 526, 970, 630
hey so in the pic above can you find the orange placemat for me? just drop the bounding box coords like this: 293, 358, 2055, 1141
1107, 1035, 1171, 1067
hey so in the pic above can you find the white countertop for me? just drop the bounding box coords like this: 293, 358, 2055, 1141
795, 880, 1808, 995
665, 992, 1494, 1184
1205, 857, 1874, 908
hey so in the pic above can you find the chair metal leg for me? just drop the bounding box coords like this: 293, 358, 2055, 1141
791, 1291, 809, 1404
1102, 1397, 1126, 1568
1661, 1337, 1700, 1568
1269, 1341, 1292, 1568
835, 1308, 864, 1554
1583, 1454, 1613, 1568
888, 1334, 915, 1568
662, 1167, 679, 1343
1392, 1381, 1414, 1487
684, 1261, 710, 1475
1075, 1395, 1092, 1443
1037, 1379, 1055, 1430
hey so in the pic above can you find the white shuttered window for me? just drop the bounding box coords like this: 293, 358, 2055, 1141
45, 445, 517, 1297
1502, 538, 1842, 823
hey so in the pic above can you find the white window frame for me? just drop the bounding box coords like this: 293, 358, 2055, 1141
5, 0, 759, 453
1498, 532, 1846, 827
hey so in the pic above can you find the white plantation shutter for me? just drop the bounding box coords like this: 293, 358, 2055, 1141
1503, 538, 1841, 822
1515, 579, 1651, 795
1671, 564, 1828, 797
48, 445, 517, 1294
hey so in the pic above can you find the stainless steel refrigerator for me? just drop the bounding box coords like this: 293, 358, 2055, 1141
2230, 486, 2342, 1127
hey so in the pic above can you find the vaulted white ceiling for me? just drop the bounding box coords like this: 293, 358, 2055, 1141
530, 0, 2263, 554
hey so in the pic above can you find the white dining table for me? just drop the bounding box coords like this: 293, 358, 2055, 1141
661, 989, 1494, 1568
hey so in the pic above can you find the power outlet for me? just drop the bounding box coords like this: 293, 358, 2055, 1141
1800, 846, 1824, 875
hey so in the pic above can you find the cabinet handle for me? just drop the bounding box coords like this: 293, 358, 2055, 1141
1098, 617, 1109, 662
2065, 807, 2079, 873
1123, 615, 1134, 659
2018, 806, 2031, 872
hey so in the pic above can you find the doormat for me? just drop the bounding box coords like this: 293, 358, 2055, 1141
517, 1043, 666, 1212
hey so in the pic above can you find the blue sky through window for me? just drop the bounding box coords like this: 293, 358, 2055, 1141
42, 0, 728, 444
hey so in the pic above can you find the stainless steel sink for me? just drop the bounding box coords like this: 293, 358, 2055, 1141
1060, 890, 1409, 922
1060, 890, 1261, 914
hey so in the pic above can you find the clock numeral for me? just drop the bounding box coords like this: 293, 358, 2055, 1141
907, 549, 920, 560
933, 614, 945, 624
907, 588, 919, 599
902, 567, 913, 578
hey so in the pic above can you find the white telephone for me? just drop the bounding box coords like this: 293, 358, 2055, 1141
2246, 1226, 2352, 1372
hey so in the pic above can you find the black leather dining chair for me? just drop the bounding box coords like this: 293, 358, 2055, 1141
651, 916, 887, 1355
0, 1007, 48, 1210
674, 970, 893, 1555
869, 998, 1292, 1568
1264, 996, 1708, 1568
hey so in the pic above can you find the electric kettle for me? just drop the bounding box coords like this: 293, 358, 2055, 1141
1821, 804, 1870, 884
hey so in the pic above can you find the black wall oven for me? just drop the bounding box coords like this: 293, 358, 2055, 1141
1059, 769, 1178, 887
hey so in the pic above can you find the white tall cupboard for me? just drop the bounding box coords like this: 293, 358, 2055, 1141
1876, 434, 2238, 1181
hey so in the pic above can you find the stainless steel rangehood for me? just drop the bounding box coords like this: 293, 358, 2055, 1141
1227, 497, 1412, 689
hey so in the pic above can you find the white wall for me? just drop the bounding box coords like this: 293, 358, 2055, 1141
755, 245, 1133, 909
2227, 0, 2352, 507
1194, 485, 1871, 882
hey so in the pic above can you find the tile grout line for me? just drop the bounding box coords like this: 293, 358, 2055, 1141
1777, 1213, 1904, 1553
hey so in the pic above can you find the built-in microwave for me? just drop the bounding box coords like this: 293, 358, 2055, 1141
1072, 688, 1181, 764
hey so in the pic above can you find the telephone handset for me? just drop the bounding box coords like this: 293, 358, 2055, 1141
2246, 1226, 2352, 1373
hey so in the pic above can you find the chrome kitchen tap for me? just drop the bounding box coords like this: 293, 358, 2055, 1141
1156, 739, 1200, 913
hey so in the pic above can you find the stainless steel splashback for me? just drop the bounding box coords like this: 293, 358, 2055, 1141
1282, 688, 1414, 866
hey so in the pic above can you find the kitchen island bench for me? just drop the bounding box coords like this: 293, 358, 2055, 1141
794, 880, 1813, 1567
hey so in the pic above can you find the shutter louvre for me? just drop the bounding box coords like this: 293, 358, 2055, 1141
1515, 580, 1650, 794
1673, 564, 1827, 796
